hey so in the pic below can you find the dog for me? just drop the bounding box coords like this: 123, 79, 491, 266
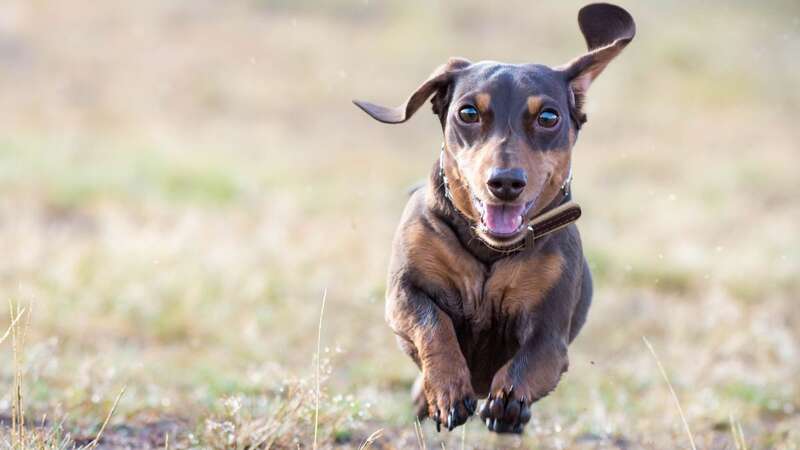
354, 3, 635, 434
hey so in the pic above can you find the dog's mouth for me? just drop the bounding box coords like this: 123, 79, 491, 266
472, 196, 535, 239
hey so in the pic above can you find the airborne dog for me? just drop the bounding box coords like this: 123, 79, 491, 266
354, 3, 635, 433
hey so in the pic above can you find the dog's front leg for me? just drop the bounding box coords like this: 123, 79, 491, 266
387, 285, 477, 431
479, 328, 570, 433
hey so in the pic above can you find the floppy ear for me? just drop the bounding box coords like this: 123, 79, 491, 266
353, 57, 471, 124
558, 3, 636, 127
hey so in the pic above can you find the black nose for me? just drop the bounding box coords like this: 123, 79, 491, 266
487, 167, 527, 201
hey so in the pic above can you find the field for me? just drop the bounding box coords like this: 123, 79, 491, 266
1, 0, 799, 448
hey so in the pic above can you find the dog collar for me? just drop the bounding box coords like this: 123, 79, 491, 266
439, 144, 582, 252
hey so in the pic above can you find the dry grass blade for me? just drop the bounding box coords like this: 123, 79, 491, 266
84, 385, 127, 449
9, 300, 30, 449
358, 428, 383, 450
413, 418, 426, 450
0, 306, 25, 346
313, 288, 327, 450
643, 336, 697, 450
729, 414, 747, 450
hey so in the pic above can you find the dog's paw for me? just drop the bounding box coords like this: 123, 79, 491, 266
479, 385, 532, 434
422, 373, 477, 432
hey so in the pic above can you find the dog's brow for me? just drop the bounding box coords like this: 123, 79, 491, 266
526, 96, 544, 114
475, 93, 491, 112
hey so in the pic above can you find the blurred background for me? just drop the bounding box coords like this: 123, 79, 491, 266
0, 0, 798, 448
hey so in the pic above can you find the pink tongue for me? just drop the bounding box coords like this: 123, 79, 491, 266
484, 204, 525, 235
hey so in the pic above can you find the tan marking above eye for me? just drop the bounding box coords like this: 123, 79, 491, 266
475, 93, 491, 112
527, 96, 544, 115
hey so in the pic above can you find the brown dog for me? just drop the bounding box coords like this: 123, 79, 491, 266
354, 3, 635, 434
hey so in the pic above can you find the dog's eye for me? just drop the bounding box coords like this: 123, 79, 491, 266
458, 106, 480, 123
537, 109, 560, 128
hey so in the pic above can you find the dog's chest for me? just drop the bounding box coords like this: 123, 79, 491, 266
441, 251, 565, 334
403, 217, 565, 333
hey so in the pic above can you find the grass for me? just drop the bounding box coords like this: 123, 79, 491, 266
2, 301, 370, 449
1, 0, 799, 448
314, 289, 327, 449
642, 336, 696, 450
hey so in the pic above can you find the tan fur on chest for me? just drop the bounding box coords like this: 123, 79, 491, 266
481, 252, 564, 319
404, 220, 564, 329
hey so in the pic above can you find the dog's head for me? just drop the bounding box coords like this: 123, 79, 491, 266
355, 3, 635, 247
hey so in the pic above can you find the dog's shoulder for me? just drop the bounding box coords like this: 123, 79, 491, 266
388, 187, 485, 294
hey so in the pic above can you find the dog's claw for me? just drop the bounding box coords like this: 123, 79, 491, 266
489, 397, 503, 417
482, 389, 532, 434
479, 400, 489, 420
428, 392, 475, 432
464, 398, 477, 414
447, 408, 454, 431
519, 404, 531, 424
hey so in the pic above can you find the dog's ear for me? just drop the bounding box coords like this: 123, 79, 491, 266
557, 3, 635, 127
353, 57, 471, 124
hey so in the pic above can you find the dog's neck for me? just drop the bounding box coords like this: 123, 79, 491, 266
427, 160, 574, 265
